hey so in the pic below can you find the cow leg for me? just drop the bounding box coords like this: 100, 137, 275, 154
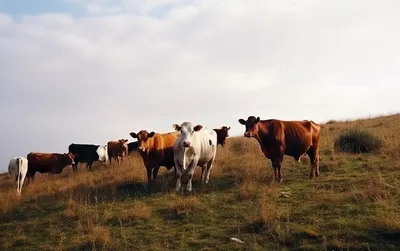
201, 165, 207, 184
19, 172, 27, 195
175, 169, 182, 192
87, 160, 94, 171
204, 157, 215, 184
307, 146, 320, 178
186, 163, 197, 192
27, 170, 36, 183
174, 159, 183, 192
271, 155, 283, 182
173, 166, 177, 179
152, 166, 160, 187
146, 167, 153, 192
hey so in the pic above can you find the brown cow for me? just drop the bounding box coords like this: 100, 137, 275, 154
238, 116, 321, 182
26, 152, 76, 180
213, 126, 231, 147
129, 130, 179, 191
107, 139, 128, 164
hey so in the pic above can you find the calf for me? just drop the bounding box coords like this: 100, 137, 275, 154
173, 122, 218, 192
238, 116, 321, 182
8, 156, 28, 195
213, 126, 231, 147
107, 139, 128, 164
26, 152, 75, 180
68, 143, 108, 170
130, 131, 179, 191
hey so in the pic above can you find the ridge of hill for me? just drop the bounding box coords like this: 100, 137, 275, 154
1, 113, 399, 250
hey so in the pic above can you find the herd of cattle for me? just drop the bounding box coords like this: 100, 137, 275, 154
7, 116, 321, 195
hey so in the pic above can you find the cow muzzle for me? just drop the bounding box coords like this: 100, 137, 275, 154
182, 141, 191, 147
244, 132, 252, 138
137, 146, 145, 152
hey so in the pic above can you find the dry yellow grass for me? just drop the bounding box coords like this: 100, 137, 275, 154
0, 113, 399, 250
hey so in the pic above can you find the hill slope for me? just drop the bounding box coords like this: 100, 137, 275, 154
1, 114, 399, 251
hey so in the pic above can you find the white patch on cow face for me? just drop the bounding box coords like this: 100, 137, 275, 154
179, 123, 195, 148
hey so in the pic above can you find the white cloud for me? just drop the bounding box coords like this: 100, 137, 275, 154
1, 0, 400, 170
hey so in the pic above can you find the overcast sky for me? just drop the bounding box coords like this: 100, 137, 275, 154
1, 0, 399, 171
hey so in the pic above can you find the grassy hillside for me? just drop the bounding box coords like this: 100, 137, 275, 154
1, 114, 399, 251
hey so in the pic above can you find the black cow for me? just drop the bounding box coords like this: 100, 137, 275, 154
68, 143, 108, 171
128, 141, 139, 155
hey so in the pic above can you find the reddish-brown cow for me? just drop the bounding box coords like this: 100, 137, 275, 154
130, 130, 179, 191
107, 139, 128, 164
213, 126, 231, 147
238, 116, 321, 182
26, 152, 76, 180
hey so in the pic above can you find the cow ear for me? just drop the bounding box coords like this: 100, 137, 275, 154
194, 125, 203, 131
130, 132, 138, 138
173, 124, 181, 131
256, 117, 260, 123
238, 119, 246, 125
148, 132, 155, 138
124, 139, 128, 143
227, 126, 231, 130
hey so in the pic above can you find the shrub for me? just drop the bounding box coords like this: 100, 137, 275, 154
334, 129, 383, 153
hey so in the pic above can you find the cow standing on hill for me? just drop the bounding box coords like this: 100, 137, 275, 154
238, 116, 321, 182
107, 139, 128, 164
26, 152, 76, 180
128, 141, 139, 155
130, 130, 179, 191
173, 122, 218, 192
68, 144, 108, 171
8, 156, 28, 195
213, 126, 231, 147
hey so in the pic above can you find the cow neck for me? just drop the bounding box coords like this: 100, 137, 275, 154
254, 124, 270, 157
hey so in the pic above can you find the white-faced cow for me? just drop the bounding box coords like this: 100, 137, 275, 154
68, 143, 109, 171
172, 122, 218, 192
238, 116, 321, 182
8, 156, 28, 195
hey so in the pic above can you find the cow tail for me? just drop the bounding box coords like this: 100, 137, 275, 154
16, 157, 21, 192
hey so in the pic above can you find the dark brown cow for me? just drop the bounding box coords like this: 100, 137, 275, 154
129, 130, 179, 191
213, 126, 231, 147
107, 139, 128, 164
26, 152, 76, 180
238, 116, 321, 182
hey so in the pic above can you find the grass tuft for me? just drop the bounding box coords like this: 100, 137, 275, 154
334, 129, 383, 153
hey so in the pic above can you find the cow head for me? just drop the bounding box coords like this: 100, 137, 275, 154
173, 122, 203, 148
119, 139, 128, 145
130, 131, 155, 152
238, 116, 260, 138
219, 126, 231, 146
65, 152, 76, 165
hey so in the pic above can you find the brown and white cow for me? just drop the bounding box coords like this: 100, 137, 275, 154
213, 126, 231, 147
107, 139, 128, 164
26, 152, 76, 180
129, 130, 179, 191
238, 116, 321, 182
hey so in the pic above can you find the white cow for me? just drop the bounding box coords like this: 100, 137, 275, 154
8, 156, 28, 195
97, 145, 109, 164
172, 122, 218, 192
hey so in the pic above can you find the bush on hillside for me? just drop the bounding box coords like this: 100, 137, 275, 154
334, 129, 383, 154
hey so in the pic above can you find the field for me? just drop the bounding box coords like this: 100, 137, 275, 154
1, 114, 400, 251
